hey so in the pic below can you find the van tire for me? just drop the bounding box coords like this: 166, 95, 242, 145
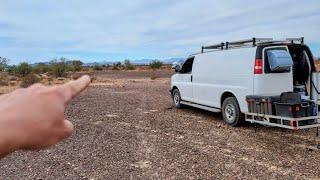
222, 97, 242, 126
172, 89, 183, 109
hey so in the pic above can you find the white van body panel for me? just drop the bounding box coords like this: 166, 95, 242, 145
192, 47, 255, 112
253, 74, 293, 95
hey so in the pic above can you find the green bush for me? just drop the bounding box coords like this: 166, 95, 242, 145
0, 79, 8, 86
50, 58, 68, 77
33, 63, 50, 74
70, 60, 83, 72
6, 65, 17, 76
93, 64, 103, 71
124, 59, 135, 70
20, 74, 40, 88
150, 60, 163, 70
0, 73, 9, 86
16, 62, 32, 77
112, 62, 122, 70
0, 57, 9, 71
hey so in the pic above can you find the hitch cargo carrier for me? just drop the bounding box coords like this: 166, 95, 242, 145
245, 112, 320, 130
245, 93, 320, 130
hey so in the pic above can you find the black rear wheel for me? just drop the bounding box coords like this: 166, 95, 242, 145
222, 97, 243, 126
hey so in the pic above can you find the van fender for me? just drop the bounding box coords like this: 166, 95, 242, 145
220, 90, 242, 112
170, 85, 179, 97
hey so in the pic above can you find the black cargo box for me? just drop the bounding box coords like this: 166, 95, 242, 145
280, 92, 301, 104
275, 102, 311, 118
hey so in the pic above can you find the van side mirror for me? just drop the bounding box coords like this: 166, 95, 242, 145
172, 64, 181, 72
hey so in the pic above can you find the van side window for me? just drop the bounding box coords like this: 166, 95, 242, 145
264, 47, 290, 73
180, 57, 194, 74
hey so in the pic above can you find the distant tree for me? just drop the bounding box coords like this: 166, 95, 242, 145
50, 57, 68, 77
112, 62, 122, 70
70, 60, 83, 72
0, 56, 9, 71
16, 62, 32, 77
124, 59, 135, 70
150, 60, 163, 70
93, 63, 103, 71
33, 63, 50, 74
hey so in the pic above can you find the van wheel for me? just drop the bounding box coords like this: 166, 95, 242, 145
172, 89, 183, 108
222, 97, 242, 126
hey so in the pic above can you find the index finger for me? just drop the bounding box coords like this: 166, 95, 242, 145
57, 75, 91, 104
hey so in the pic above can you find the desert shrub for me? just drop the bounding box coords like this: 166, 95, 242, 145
150, 75, 158, 80
20, 74, 40, 88
71, 73, 82, 80
0, 73, 9, 86
50, 58, 68, 77
150, 60, 163, 70
47, 77, 53, 83
81, 67, 90, 72
16, 62, 32, 77
90, 76, 97, 83
33, 63, 50, 74
112, 62, 122, 70
93, 64, 103, 71
124, 59, 135, 70
70, 60, 83, 72
8, 75, 17, 81
0, 57, 9, 71
0, 79, 8, 86
6, 65, 17, 75
9, 81, 16, 86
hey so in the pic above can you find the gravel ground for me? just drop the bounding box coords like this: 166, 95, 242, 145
1, 71, 320, 179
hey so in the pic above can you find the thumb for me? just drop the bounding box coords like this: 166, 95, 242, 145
58, 120, 75, 140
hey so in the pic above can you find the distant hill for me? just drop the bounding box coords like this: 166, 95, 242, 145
83, 57, 185, 67
131, 58, 184, 65
28, 57, 185, 67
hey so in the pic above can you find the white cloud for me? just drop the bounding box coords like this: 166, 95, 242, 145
0, 0, 319, 63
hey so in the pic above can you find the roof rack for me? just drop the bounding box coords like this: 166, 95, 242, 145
201, 42, 225, 53
200, 37, 304, 53
286, 37, 304, 44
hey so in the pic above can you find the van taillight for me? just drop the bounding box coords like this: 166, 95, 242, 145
254, 59, 262, 74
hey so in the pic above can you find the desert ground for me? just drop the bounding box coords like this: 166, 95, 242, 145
1, 70, 320, 179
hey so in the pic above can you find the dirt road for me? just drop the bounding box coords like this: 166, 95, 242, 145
1, 70, 320, 179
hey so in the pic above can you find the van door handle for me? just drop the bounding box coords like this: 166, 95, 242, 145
191, 75, 193, 82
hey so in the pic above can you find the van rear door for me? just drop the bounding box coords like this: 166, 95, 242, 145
254, 45, 293, 95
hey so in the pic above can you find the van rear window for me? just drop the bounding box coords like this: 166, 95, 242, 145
264, 47, 290, 73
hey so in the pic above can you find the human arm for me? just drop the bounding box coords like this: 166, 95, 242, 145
0, 75, 90, 158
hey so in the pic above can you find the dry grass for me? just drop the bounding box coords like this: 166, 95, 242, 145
0, 72, 16, 94
20, 74, 41, 88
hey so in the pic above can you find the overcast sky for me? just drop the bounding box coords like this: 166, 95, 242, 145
0, 0, 319, 64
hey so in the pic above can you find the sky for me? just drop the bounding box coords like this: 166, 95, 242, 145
0, 0, 319, 64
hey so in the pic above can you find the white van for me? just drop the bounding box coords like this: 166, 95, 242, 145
170, 38, 320, 129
